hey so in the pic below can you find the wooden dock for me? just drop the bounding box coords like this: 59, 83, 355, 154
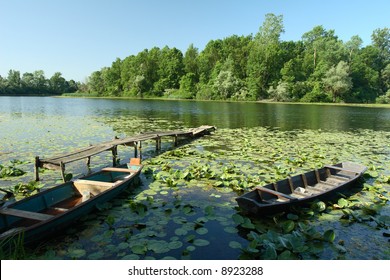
34, 125, 216, 182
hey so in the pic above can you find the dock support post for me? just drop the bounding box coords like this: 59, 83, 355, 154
134, 142, 138, 158
86, 156, 91, 166
174, 135, 178, 146
155, 136, 161, 151
34, 156, 40, 181
112, 146, 118, 166
60, 162, 66, 183
138, 141, 142, 159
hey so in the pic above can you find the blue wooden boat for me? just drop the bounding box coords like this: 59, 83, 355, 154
0, 158, 142, 245
236, 162, 367, 216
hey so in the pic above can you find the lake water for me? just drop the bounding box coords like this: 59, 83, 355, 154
0, 96, 389, 260
2, 96, 390, 131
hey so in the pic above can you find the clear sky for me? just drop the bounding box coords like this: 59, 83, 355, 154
1, 0, 389, 82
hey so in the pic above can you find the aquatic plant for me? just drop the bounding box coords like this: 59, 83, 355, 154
3, 120, 390, 260
0, 160, 27, 178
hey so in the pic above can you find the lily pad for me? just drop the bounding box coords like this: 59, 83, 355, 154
168, 241, 183, 250
68, 248, 86, 259
229, 241, 242, 249
87, 251, 105, 260
224, 227, 238, 234
175, 228, 188, 236
282, 220, 295, 233
131, 244, 147, 255
193, 239, 210, 247
195, 228, 208, 235
121, 254, 140, 260
323, 229, 336, 242
148, 240, 171, 254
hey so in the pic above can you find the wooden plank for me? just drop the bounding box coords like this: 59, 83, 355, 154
301, 174, 308, 187
41, 144, 114, 165
74, 180, 115, 187
37, 126, 215, 181
0, 208, 53, 221
255, 186, 298, 201
329, 175, 350, 181
101, 167, 137, 173
325, 165, 358, 174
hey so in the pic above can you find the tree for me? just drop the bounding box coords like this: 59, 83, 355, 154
198, 39, 224, 84
268, 81, 292, 101
183, 44, 199, 78
49, 72, 68, 94
103, 58, 122, 96
212, 70, 242, 100
345, 35, 363, 63
154, 47, 184, 95
7, 70, 22, 94
322, 61, 352, 102
371, 28, 390, 94
247, 13, 285, 99
88, 71, 105, 95
179, 73, 197, 98
0, 75, 6, 95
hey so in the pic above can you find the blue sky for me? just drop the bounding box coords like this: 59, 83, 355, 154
1, 0, 389, 82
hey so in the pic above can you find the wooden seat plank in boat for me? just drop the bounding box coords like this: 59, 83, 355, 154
101, 167, 138, 173
325, 165, 359, 174
74, 179, 116, 187
0, 208, 54, 221
73, 179, 118, 198
256, 186, 298, 201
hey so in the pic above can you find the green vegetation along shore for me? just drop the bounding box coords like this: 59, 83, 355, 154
1, 13, 389, 104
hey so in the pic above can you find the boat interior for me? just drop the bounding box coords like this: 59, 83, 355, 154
0, 160, 141, 233
254, 165, 359, 204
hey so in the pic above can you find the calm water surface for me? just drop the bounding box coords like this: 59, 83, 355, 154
0, 96, 389, 260
1, 96, 390, 131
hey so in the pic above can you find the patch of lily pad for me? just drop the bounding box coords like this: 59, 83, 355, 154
2, 115, 389, 260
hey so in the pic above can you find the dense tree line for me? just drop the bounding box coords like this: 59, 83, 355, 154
0, 70, 78, 95
83, 14, 390, 103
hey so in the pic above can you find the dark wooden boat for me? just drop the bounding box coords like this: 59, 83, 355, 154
0, 158, 143, 244
236, 162, 367, 215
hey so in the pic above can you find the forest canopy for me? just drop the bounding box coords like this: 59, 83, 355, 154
1, 13, 389, 103
0, 70, 78, 96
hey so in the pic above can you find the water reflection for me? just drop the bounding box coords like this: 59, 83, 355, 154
1, 96, 390, 131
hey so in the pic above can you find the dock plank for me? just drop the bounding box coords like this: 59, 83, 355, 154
35, 125, 216, 181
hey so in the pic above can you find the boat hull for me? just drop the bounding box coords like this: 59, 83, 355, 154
236, 162, 367, 216
0, 163, 142, 245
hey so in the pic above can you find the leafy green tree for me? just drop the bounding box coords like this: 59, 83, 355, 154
198, 40, 225, 84
138, 47, 160, 95
0, 75, 6, 95
102, 58, 122, 96
302, 26, 347, 80
183, 44, 199, 79
212, 70, 242, 99
382, 63, 390, 91
21, 72, 35, 93
49, 72, 68, 94
247, 13, 285, 99
179, 73, 197, 98
322, 61, 352, 102
7, 70, 22, 94
154, 47, 184, 95
268, 81, 292, 101
88, 71, 105, 95
371, 28, 390, 95
345, 35, 363, 63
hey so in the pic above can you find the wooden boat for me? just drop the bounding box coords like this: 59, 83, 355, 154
0, 158, 143, 245
236, 162, 367, 215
